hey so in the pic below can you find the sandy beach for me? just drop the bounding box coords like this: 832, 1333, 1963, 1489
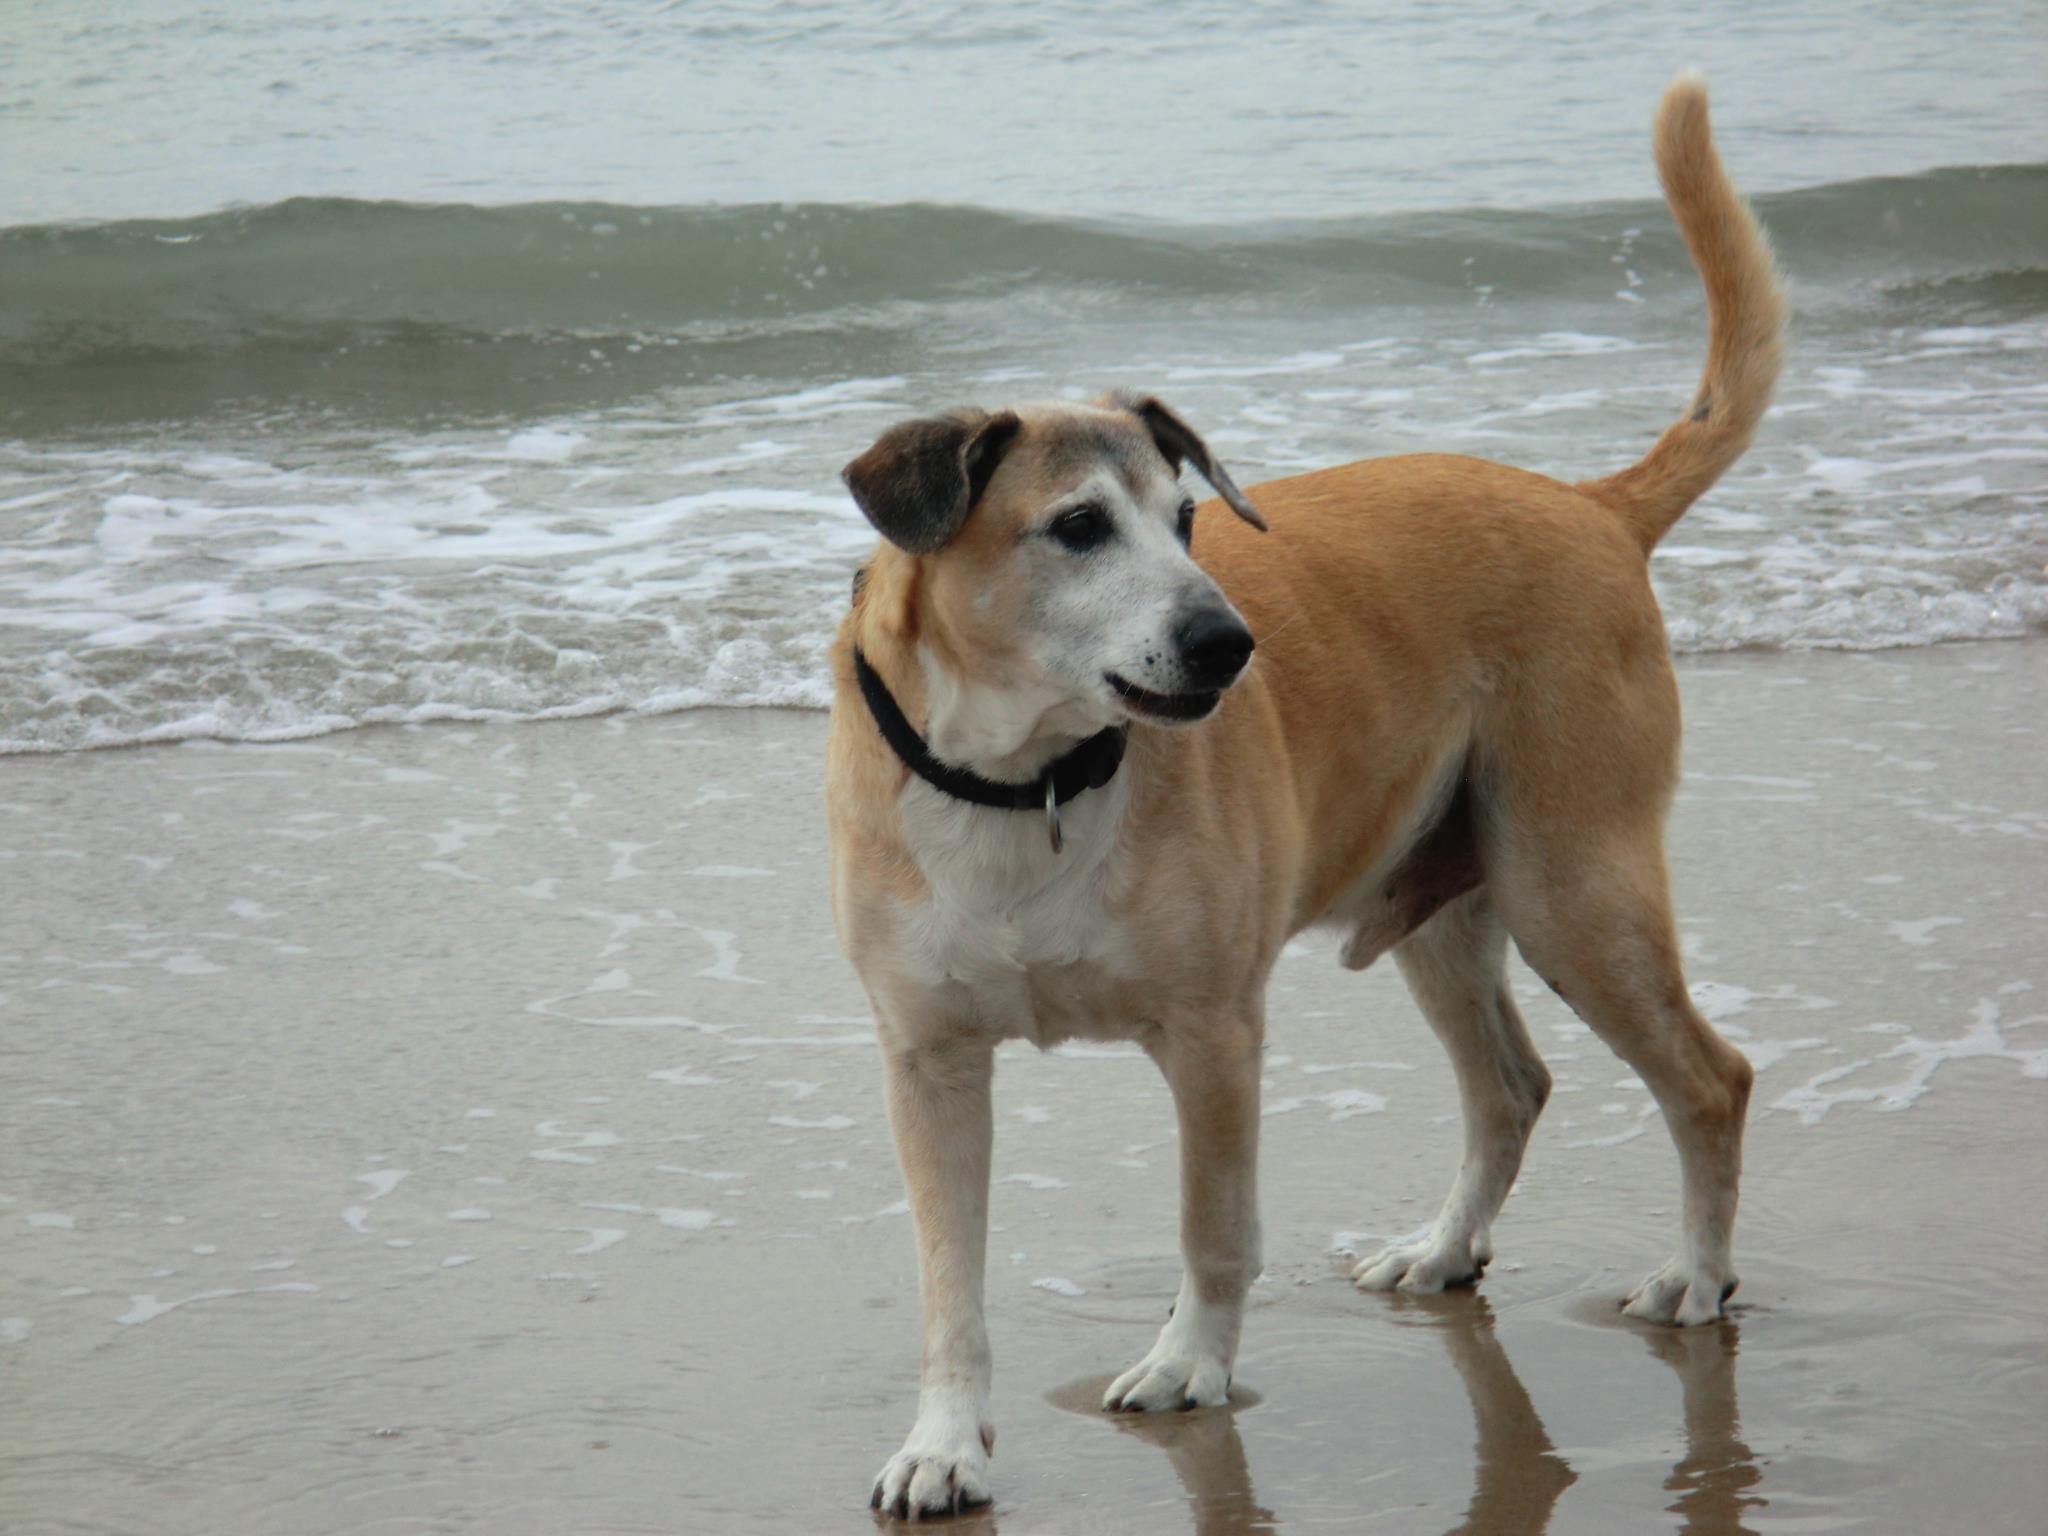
3, 640, 2044, 1535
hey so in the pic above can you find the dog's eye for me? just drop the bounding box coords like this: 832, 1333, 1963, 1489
1049, 504, 1112, 552
1175, 499, 1196, 549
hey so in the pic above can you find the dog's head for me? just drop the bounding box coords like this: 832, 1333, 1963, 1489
843, 394, 1264, 761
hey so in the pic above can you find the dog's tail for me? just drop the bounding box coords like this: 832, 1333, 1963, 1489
1579, 73, 1785, 554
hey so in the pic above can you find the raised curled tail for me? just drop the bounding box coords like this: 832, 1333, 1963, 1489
1580, 73, 1785, 553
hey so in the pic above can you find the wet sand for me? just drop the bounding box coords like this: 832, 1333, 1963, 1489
4, 642, 2045, 1535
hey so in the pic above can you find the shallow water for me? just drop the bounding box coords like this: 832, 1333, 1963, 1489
4, 644, 2043, 1533
3, 2, 2046, 752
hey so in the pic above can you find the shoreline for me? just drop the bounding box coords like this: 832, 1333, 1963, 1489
6, 628, 2047, 762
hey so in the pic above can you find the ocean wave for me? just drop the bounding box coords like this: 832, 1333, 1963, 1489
4, 164, 2043, 371
4, 184, 2041, 757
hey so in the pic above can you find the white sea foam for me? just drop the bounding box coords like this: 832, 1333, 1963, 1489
649, 1066, 723, 1087
1564, 1104, 1661, 1149
1264, 1088, 1390, 1120
2, 314, 2041, 755
1467, 330, 1639, 364
1772, 997, 2048, 1125
582, 1202, 733, 1232
1031, 1277, 1086, 1298
116, 1282, 319, 1327
356, 1169, 409, 1200
530, 1123, 623, 1164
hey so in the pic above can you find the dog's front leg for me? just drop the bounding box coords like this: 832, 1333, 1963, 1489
1106, 1019, 1263, 1412
871, 1029, 998, 1518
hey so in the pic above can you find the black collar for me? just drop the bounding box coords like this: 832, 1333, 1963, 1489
853, 648, 1128, 812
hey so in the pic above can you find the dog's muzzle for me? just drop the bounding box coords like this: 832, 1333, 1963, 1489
1105, 609, 1255, 724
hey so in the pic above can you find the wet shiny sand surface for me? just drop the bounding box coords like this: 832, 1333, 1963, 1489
4, 643, 2044, 1533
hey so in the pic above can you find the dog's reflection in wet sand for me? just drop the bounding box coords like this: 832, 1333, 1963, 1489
1104, 1384, 1279, 1536
1418, 1295, 1577, 1536
1645, 1317, 1765, 1535
984, 1294, 1762, 1536
1390, 1295, 1760, 1536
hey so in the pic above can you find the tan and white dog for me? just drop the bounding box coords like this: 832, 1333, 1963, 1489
827, 74, 1783, 1520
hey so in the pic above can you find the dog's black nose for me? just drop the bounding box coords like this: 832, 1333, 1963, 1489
1176, 608, 1255, 688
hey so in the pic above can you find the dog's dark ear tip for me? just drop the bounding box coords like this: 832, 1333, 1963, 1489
1207, 469, 1267, 533
1114, 391, 1265, 532
843, 408, 1019, 556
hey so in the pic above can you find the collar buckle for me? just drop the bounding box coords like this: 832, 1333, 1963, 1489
1044, 774, 1063, 855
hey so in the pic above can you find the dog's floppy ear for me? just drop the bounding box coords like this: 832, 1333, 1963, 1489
1108, 392, 1267, 532
842, 408, 1023, 555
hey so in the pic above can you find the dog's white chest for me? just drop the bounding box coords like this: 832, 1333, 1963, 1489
898, 787, 1138, 1045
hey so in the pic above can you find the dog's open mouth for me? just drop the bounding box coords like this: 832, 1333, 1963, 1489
1106, 673, 1222, 722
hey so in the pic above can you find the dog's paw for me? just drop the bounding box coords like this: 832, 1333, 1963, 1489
1623, 1258, 1735, 1327
1103, 1341, 1231, 1413
871, 1423, 993, 1521
1352, 1230, 1489, 1293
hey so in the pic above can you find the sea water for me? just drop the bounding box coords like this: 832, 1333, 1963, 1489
3, 0, 2044, 752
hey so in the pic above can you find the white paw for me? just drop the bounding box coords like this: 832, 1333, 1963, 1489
1623, 1258, 1735, 1327
1103, 1339, 1231, 1413
1352, 1231, 1489, 1293
871, 1421, 993, 1521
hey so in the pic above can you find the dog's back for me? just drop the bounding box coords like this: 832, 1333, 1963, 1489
1173, 70, 1786, 915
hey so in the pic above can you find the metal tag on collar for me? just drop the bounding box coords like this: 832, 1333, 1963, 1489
1044, 774, 1063, 854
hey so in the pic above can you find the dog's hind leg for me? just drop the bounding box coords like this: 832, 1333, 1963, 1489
1498, 826, 1754, 1326
1355, 889, 1551, 1293
1106, 1015, 1264, 1413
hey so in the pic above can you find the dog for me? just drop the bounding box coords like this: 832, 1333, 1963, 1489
825, 72, 1782, 1519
